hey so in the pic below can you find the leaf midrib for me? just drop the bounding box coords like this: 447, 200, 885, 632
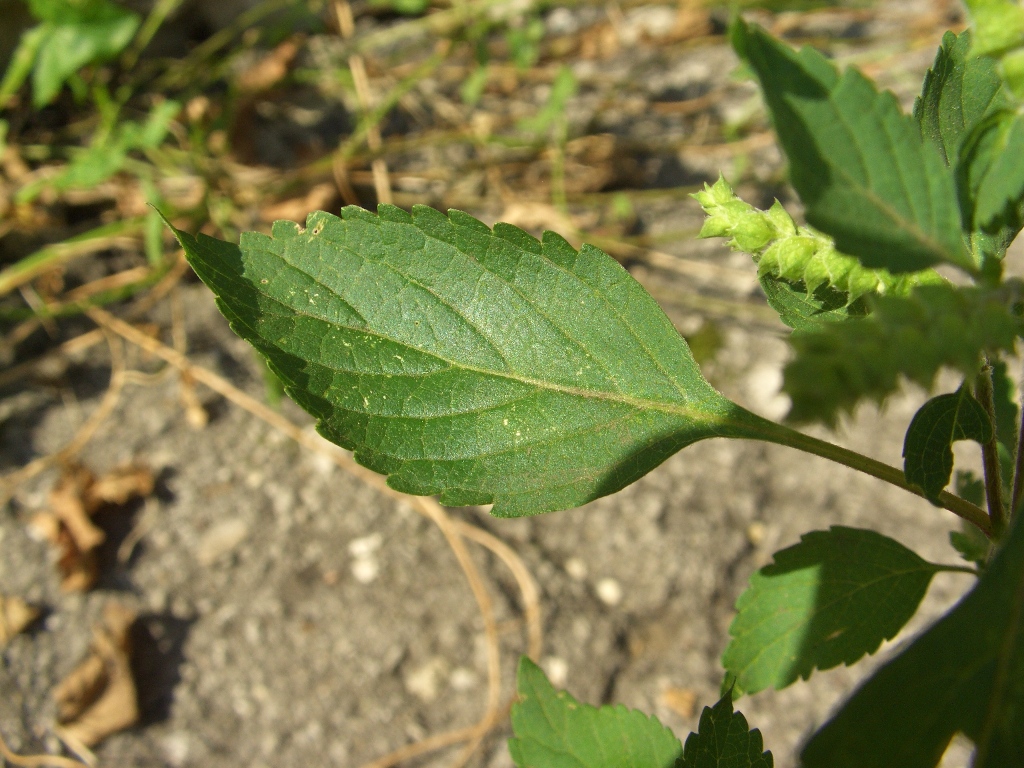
240, 232, 733, 428
257, 294, 729, 427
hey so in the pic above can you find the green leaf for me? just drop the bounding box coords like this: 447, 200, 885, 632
732, 20, 971, 274
784, 283, 1024, 425
677, 688, 773, 768
722, 527, 939, 695
693, 177, 944, 309
508, 657, 682, 768
964, 0, 1024, 58
959, 110, 1024, 232
170, 205, 776, 517
801, 509, 1024, 768
950, 520, 992, 569
964, 0, 1024, 99
0, 25, 47, 108
26, 0, 140, 107
914, 30, 1010, 167
902, 388, 993, 503
757, 275, 866, 332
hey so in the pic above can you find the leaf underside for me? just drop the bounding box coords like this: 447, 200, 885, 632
733, 20, 970, 274
902, 389, 992, 502
722, 527, 938, 695
802, 510, 1024, 768
172, 205, 767, 517
914, 29, 1009, 168
677, 688, 773, 768
509, 657, 682, 768
783, 283, 1023, 425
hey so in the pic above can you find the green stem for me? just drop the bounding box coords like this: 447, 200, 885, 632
975, 364, 1006, 536
729, 407, 993, 536
1011, 384, 1024, 518
0, 217, 146, 297
933, 564, 980, 576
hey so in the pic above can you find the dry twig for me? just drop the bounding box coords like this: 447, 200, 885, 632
86, 307, 543, 767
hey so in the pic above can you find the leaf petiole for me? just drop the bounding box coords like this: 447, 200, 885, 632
731, 408, 993, 536
975, 363, 1007, 536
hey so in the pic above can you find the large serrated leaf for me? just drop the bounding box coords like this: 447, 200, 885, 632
914, 30, 1010, 167
801, 509, 1024, 768
677, 688, 773, 768
783, 283, 1023, 425
171, 206, 777, 517
902, 388, 993, 503
722, 527, 939, 695
508, 657, 682, 768
732, 20, 971, 274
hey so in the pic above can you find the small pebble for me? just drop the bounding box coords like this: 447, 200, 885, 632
348, 533, 382, 558
350, 557, 380, 584
196, 519, 249, 566
449, 667, 478, 691
564, 558, 588, 581
746, 522, 767, 546
541, 656, 568, 688
595, 577, 623, 606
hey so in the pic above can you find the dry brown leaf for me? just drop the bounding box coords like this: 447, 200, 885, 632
35, 463, 155, 591
0, 595, 40, 646
498, 202, 578, 240
86, 464, 154, 508
50, 466, 105, 553
660, 686, 697, 719
55, 603, 139, 747
237, 37, 302, 93
259, 182, 338, 224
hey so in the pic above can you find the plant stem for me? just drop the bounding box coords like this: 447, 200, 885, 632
975, 365, 1006, 537
731, 407, 992, 536
1011, 387, 1024, 518
0, 217, 147, 297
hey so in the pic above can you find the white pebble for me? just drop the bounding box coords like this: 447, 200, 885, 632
564, 557, 588, 581
595, 577, 623, 606
197, 519, 249, 566
541, 656, 569, 688
350, 556, 380, 584
449, 667, 478, 691
348, 533, 383, 558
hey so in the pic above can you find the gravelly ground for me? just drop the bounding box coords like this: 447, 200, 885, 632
0, 2, 992, 767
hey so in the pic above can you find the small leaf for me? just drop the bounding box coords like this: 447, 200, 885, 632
170, 206, 776, 517
950, 521, 991, 569
27, 0, 141, 108
722, 527, 939, 695
801, 510, 1024, 768
508, 657, 682, 768
732, 20, 971, 274
964, 0, 1024, 99
677, 688, 773, 768
902, 388, 992, 502
959, 110, 1024, 232
693, 177, 943, 309
965, 0, 1024, 56
783, 283, 1023, 425
914, 30, 1009, 167
757, 275, 865, 332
